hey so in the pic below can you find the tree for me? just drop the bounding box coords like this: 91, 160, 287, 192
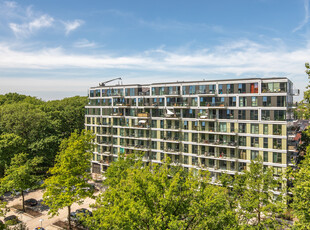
221, 159, 284, 229
42, 130, 95, 230
0, 133, 26, 177
86, 157, 238, 229
290, 149, 310, 228
0, 153, 43, 212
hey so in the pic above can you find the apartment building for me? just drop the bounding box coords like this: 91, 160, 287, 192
85, 77, 298, 182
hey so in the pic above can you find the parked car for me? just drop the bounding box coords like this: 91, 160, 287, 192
25, 198, 38, 206
70, 208, 92, 224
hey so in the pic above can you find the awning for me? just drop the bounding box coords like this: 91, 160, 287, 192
166, 109, 174, 115
138, 120, 147, 124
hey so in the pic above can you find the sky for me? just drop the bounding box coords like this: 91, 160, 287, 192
0, 0, 309, 100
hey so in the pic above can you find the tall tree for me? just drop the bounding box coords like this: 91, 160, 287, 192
86, 157, 238, 229
0, 133, 26, 177
42, 130, 94, 230
0, 153, 43, 212
221, 159, 284, 229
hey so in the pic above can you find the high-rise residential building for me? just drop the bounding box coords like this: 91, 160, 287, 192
85, 78, 299, 182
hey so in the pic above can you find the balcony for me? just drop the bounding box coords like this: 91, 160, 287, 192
138, 113, 150, 118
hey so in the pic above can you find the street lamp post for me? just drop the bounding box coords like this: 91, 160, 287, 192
39, 219, 44, 228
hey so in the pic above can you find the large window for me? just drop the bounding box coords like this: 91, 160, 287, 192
219, 122, 227, 132
239, 136, 247, 146
250, 110, 258, 120
273, 152, 282, 164
238, 110, 246, 120
277, 96, 286, 107
264, 138, 268, 148
227, 84, 234, 94
251, 137, 259, 148
262, 82, 287, 93
251, 150, 259, 160
263, 124, 269, 134
250, 83, 258, 93
218, 84, 223, 94
273, 124, 282, 135
262, 110, 270, 120
238, 83, 246, 93
251, 96, 258, 107
239, 97, 247, 107
262, 96, 271, 106
273, 138, 282, 149
263, 151, 268, 162
239, 123, 246, 133
251, 124, 259, 134
274, 110, 286, 121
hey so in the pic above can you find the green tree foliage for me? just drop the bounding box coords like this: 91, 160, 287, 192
87, 156, 238, 230
0, 153, 43, 211
0, 133, 26, 177
0, 93, 87, 171
43, 130, 95, 230
221, 159, 284, 229
290, 149, 310, 228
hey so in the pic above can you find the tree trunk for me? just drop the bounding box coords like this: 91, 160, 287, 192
21, 190, 25, 212
68, 205, 72, 230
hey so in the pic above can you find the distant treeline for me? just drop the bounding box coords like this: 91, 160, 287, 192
0, 93, 87, 176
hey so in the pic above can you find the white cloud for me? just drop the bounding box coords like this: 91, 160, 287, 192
74, 39, 97, 48
63, 19, 84, 35
9, 14, 54, 38
4, 1, 16, 8
0, 39, 308, 100
293, 0, 310, 32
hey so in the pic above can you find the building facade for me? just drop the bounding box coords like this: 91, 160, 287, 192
85, 78, 298, 182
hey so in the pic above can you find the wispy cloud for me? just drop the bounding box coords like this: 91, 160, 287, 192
0, 39, 308, 76
293, 0, 310, 32
9, 14, 54, 37
74, 39, 97, 48
63, 19, 84, 35
4, 1, 16, 8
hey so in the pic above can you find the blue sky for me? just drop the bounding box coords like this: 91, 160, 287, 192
0, 0, 309, 100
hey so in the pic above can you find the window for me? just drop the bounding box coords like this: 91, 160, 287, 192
199, 85, 206, 94
183, 144, 188, 153
230, 123, 235, 132
277, 96, 286, 107
273, 138, 282, 149
274, 110, 286, 121
183, 133, 188, 141
251, 137, 259, 148
262, 96, 271, 106
219, 122, 227, 132
264, 138, 268, 148
189, 85, 196, 95
262, 110, 270, 120
218, 84, 223, 94
239, 123, 246, 133
263, 151, 268, 162
251, 150, 259, 160
239, 136, 247, 146
238, 83, 246, 93
229, 97, 236, 106
273, 124, 282, 135
239, 97, 247, 107
273, 152, 282, 164
209, 85, 216, 94
250, 83, 258, 93
251, 124, 259, 134
273, 167, 282, 176
183, 156, 188, 164
227, 84, 234, 94
89, 90, 94, 97
263, 124, 269, 135
250, 110, 258, 120
238, 110, 246, 120
251, 96, 258, 107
